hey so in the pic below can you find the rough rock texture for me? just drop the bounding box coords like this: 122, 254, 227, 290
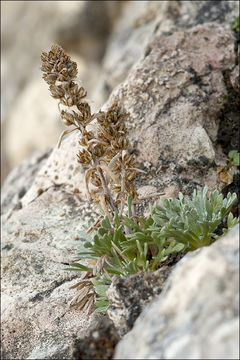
1, 147, 53, 216
106, 267, 172, 337
3, 1, 239, 181
1, 3, 239, 359
98, 0, 238, 101
114, 225, 239, 360
1, 185, 99, 359
70, 315, 119, 360
19, 21, 238, 209
109, 21, 234, 164
106, 22, 238, 198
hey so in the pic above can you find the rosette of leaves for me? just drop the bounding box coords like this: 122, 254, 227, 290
151, 186, 239, 250
68, 188, 238, 312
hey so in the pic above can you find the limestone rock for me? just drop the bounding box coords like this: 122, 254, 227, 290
2, 1, 84, 121
106, 267, 172, 337
70, 315, 119, 360
114, 225, 239, 359
98, 0, 238, 100
1, 5, 239, 359
106, 22, 237, 196
5, 79, 62, 170
20, 21, 237, 209
2, 0, 115, 179
1, 185, 99, 359
1, 147, 52, 216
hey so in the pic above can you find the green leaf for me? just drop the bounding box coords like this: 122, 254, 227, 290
101, 216, 112, 229
233, 16, 240, 31
94, 284, 109, 297
127, 194, 133, 217
95, 304, 109, 312
227, 212, 239, 229
232, 153, 240, 166
228, 150, 238, 159
69, 263, 93, 272
122, 216, 141, 231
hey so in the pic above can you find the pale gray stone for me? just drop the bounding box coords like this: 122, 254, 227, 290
106, 267, 172, 337
106, 22, 237, 197
98, 0, 238, 100
114, 225, 239, 359
1, 3, 239, 358
1, 185, 99, 359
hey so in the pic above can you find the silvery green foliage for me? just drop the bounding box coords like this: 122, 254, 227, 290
151, 186, 238, 250
68, 187, 238, 312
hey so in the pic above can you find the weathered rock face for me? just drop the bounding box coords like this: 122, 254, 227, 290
70, 315, 119, 360
1, 2, 239, 359
106, 20, 239, 203
99, 0, 238, 101
114, 225, 239, 359
108, 22, 237, 196
19, 21, 238, 209
1, 186, 99, 359
1, 147, 53, 216
106, 267, 172, 337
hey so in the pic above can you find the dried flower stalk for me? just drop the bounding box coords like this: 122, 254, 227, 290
41, 45, 138, 219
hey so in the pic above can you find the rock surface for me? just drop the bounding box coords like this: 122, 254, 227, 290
70, 315, 119, 360
3, 1, 238, 180
1, 147, 53, 216
114, 224, 239, 359
1, 2, 239, 359
1, 184, 99, 359
106, 267, 172, 337
19, 21, 238, 208
98, 0, 238, 103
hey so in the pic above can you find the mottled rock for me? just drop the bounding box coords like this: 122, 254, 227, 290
98, 0, 238, 100
70, 315, 119, 360
1, 147, 52, 215
106, 22, 237, 195
114, 225, 239, 359
1, 5, 239, 359
21, 131, 86, 207
20, 22, 237, 209
1, 186, 99, 359
2, 1, 84, 120
106, 267, 172, 337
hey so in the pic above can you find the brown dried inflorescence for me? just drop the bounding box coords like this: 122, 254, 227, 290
41, 45, 138, 219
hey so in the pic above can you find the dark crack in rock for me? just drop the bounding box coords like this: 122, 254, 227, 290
106, 267, 172, 337
70, 316, 120, 360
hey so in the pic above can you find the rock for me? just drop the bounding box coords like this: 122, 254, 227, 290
114, 225, 239, 359
106, 267, 172, 337
2, 1, 84, 121
70, 315, 119, 360
1, 147, 52, 216
1, 185, 99, 359
97, 0, 238, 101
1, 5, 239, 358
4, 78, 62, 170
106, 22, 237, 196
20, 21, 238, 208
20, 131, 86, 207
56, 1, 123, 62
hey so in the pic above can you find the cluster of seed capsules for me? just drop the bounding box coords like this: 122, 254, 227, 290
41, 45, 138, 218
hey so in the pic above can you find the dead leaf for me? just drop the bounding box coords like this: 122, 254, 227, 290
217, 167, 233, 184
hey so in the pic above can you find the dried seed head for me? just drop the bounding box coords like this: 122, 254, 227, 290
41, 44, 139, 216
